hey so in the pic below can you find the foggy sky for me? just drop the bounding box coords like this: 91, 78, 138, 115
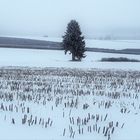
0, 0, 140, 38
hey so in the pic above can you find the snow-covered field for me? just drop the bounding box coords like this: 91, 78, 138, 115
0, 48, 140, 70
0, 68, 140, 140
86, 39, 140, 50
0, 47, 140, 140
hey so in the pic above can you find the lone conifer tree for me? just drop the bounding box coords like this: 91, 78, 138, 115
62, 20, 86, 61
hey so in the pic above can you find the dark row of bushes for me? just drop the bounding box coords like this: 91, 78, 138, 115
101, 57, 140, 62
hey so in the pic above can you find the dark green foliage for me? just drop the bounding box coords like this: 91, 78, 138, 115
101, 57, 140, 62
62, 20, 86, 61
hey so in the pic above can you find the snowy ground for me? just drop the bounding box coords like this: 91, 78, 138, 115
86, 39, 140, 50
0, 48, 140, 70
0, 68, 140, 140
0, 47, 140, 140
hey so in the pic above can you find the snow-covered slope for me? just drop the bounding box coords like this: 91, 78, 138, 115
86, 39, 140, 50
2, 36, 140, 50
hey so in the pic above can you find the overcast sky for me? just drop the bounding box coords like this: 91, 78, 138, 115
0, 0, 140, 38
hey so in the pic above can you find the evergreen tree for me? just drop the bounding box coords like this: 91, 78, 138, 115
62, 20, 86, 61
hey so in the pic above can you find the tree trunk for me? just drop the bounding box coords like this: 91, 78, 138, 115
72, 53, 75, 61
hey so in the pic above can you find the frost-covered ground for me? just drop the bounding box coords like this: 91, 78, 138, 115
0, 68, 140, 140
0, 48, 140, 70
3, 36, 140, 50
0, 47, 140, 140
86, 39, 140, 50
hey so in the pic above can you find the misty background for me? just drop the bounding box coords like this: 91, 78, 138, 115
0, 0, 140, 39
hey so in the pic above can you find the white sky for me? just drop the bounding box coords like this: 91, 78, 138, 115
0, 0, 140, 37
